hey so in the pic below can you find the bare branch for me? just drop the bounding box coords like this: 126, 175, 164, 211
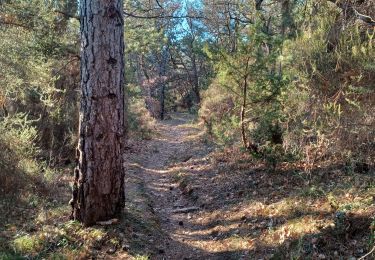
123, 11, 207, 20
327, 0, 375, 25
54, 9, 79, 20
354, 9, 375, 25
0, 20, 30, 29
155, 0, 163, 9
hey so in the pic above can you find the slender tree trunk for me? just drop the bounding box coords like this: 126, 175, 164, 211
240, 58, 257, 153
240, 77, 248, 150
160, 83, 166, 119
191, 52, 200, 104
186, 18, 200, 105
159, 46, 168, 120
70, 0, 125, 226
280, 0, 295, 37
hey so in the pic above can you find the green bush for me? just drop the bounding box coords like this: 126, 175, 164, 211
127, 84, 156, 140
0, 113, 41, 194
200, 2, 374, 168
281, 3, 375, 165
199, 82, 238, 144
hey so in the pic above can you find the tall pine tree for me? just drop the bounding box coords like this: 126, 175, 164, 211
71, 0, 126, 226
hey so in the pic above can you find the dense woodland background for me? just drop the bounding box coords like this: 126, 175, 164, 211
0, 0, 375, 259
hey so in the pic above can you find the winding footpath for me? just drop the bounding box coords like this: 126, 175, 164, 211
129, 113, 215, 259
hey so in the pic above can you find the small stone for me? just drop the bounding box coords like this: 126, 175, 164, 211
107, 247, 116, 254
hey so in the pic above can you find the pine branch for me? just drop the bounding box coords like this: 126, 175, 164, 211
54, 9, 79, 20
0, 20, 30, 29
354, 9, 375, 25
327, 0, 375, 25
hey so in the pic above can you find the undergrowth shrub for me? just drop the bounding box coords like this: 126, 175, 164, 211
201, 21, 290, 165
199, 82, 237, 144
200, 2, 375, 169
0, 0, 81, 168
281, 3, 375, 169
127, 84, 156, 139
12, 234, 44, 256
0, 113, 41, 194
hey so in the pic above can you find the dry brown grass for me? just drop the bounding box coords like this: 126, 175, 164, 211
165, 139, 375, 259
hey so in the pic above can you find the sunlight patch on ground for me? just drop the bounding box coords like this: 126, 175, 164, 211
261, 216, 324, 247
129, 163, 172, 174
183, 236, 256, 253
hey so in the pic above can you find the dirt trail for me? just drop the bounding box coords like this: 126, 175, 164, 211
127, 113, 219, 259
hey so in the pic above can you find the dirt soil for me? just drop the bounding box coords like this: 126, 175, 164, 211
125, 113, 220, 259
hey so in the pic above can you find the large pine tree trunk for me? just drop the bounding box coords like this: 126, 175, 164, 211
71, 0, 125, 226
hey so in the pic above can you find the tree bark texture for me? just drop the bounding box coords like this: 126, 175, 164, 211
240, 76, 248, 150
159, 46, 169, 119
240, 58, 257, 153
191, 51, 201, 104
71, 0, 125, 226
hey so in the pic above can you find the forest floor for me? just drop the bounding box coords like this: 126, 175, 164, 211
121, 113, 375, 260
1, 112, 375, 259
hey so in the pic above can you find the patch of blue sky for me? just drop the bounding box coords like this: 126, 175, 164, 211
167, 0, 212, 41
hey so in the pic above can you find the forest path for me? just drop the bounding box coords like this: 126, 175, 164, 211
127, 113, 223, 259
